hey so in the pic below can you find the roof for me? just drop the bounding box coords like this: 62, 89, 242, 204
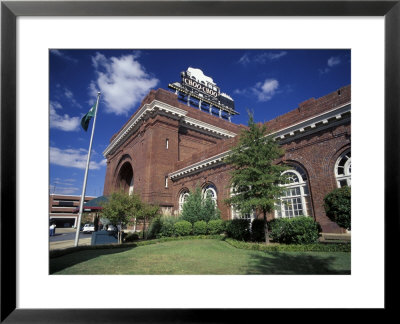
74, 195, 108, 212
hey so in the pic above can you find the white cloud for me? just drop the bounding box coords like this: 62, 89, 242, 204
50, 101, 81, 132
320, 56, 342, 74
238, 51, 287, 65
238, 53, 251, 65
50, 147, 107, 170
254, 51, 287, 63
49, 184, 80, 195
235, 78, 279, 102
253, 79, 279, 102
90, 52, 159, 116
63, 87, 82, 108
50, 178, 80, 195
50, 49, 78, 63
64, 178, 77, 183
327, 56, 341, 67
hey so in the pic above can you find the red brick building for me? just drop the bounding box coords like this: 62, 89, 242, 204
103, 85, 351, 234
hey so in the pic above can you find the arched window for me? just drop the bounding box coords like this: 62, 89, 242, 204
276, 166, 312, 218
230, 187, 255, 221
335, 150, 351, 187
203, 184, 217, 206
179, 190, 190, 212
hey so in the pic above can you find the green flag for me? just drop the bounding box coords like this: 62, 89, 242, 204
81, 103, 97, 131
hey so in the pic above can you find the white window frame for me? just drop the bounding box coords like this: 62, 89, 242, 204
335, 150, 351, 187
276, 168, 311, 219
230, 186, 255, 221
202, 184, 217, 207
179, 190, 190, 212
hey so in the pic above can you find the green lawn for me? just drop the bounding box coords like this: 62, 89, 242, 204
50, 239, 350, 275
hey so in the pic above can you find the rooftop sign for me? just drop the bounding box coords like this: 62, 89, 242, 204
168, 67, 238, 120
182, 77, 219, 98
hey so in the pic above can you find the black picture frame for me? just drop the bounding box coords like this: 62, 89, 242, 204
1, 0, 398, 322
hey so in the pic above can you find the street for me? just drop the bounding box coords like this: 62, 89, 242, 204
49, 231, 91, 242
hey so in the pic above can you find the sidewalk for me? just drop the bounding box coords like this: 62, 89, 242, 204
319, 232, 351, 243
53, 228, 76, 234
50, 237, 92, 250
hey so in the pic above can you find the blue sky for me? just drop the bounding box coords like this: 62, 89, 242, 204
49, 49, 351, 197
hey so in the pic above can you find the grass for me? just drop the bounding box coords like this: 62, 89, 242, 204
50, 239, 350, 275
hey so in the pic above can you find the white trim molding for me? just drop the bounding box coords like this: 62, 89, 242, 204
169, 102, 351, 181
271, 103, 351, 142
103, 100, 237, 157
183, 116, 237, 138
169, 150, 231, 180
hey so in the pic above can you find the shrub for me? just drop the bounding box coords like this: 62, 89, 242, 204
146, 217, 162, 239
180, 186, 221, 224
207, 219, 225, 235
159, 216, 178, 238
200, 195, 221, 222
193, 221, 208, 235
174, 220, 193, 236
225, 219, 251, 241
224, 238, 351, 253
269, 216, 321, 244
324, 186, 351, 230
180, 187, 203, 224
251, 219, 265, 242
123, 232, 139, 243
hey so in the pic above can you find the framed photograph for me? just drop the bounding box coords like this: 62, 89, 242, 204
1, 0, 398, 322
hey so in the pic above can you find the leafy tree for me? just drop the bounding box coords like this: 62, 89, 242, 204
181, 186, 221, 223
180, 187, 203, 224
324, 186, 351, 230
137, 203, 160, 239
101, 190, 141, 230
225, 112, 287, 244
200, 192, 221, 222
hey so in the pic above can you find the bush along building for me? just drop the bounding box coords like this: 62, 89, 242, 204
102, 68, 351, 234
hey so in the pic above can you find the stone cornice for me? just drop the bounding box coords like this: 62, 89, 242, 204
271, 102, 351, 141
169, 150, 231, 180
169, 102, 351, 180
182, 117, 237, 138
103, 100, 237, 157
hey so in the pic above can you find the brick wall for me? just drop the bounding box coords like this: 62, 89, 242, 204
103, 85, 351, 233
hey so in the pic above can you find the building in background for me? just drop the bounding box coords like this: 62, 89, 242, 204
49, 194, 95, 228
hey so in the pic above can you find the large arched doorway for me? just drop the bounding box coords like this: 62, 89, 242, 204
116, 162, 134, 195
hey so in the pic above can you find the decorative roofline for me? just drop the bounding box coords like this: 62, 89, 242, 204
103, 100, 237, 157
169, 150, 231, 180
169, 102, 351, 180
271, 102, 351, 141
183, 117, 237, 138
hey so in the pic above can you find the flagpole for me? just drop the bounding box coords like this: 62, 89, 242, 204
74, 92, 101, 247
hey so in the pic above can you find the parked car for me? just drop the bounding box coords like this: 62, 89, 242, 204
107, 224, 117, 232
82, 223, 95, 233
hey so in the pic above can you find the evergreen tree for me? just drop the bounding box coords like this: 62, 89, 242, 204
225, 112, 287, 244
180, 187, 203, 224
181, 186, 221, 223
200, 194, 221, 222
